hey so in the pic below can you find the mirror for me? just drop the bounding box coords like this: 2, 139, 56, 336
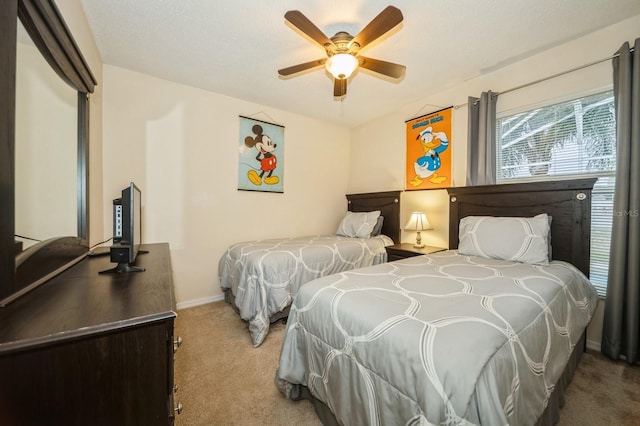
0, 0, 96, 306
15, 19, 78, 249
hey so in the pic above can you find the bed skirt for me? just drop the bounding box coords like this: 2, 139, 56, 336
290, 332, 586, 426
223, 288, 290, 324
534, 332, 586, 426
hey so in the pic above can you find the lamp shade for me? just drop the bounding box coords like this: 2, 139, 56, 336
404, 212, 432, 231
325, 53, 359, 79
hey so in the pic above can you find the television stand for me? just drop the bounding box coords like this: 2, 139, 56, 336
0, 243, 180, 425
98, 250, 149, 274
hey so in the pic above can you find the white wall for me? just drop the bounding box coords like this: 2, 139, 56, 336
102, 66, 351, 305
348, 14, 640, 351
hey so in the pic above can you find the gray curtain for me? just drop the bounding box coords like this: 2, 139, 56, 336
602, 38, 640, 364
467, 91, 497, 185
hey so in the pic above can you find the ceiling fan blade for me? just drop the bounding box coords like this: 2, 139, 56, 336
284, 10, 333, 48
278, 58, 327, 76
333, 78, 347, 97
352, 6, 403, 49
358, 56, 406, 79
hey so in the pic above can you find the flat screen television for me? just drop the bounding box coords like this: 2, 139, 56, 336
100, 182, 145, 274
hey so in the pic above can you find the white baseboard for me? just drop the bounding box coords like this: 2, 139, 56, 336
586, 339, 601, 352
176, 294, 224, 310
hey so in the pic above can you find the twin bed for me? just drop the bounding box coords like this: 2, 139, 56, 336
219, 191, 401, 347
274, 179, 599, 426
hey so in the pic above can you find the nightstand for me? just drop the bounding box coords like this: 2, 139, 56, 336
386, 243, 446, 261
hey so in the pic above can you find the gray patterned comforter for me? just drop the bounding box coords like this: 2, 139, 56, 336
276, 250, 598, 425
219, 234, 393, 347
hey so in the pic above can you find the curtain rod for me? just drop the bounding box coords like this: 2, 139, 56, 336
497, 49, 629, 97
456, 47, 633, 108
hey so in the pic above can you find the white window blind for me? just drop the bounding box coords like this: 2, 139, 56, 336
496, 91, 616, 297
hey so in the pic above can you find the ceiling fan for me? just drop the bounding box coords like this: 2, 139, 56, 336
278, 6, 406, 98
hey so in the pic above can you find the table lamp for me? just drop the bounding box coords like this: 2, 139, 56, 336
404, 212, 432, 248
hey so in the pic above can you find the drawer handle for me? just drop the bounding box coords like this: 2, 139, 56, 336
175, 402, 183, 415
173, 336, 183, 353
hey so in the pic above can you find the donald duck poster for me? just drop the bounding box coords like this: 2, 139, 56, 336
405, 107, 452, 190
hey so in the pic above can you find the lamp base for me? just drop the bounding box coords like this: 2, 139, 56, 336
414, 231, 424, 249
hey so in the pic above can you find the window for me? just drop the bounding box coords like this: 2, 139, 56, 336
496, 91, 616, 296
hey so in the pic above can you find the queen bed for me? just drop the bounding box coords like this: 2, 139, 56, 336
219, 191, 401, 347
275, 179, 599, 425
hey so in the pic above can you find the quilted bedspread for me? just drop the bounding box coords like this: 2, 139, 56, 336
276, 250, 598, 425
218, 234, 393, 347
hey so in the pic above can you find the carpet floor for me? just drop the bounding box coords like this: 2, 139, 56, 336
174, 301, 640, 425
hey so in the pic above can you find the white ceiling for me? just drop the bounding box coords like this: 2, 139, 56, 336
80, 0, 640, 128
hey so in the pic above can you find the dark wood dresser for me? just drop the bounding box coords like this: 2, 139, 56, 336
0, 243, 180, 425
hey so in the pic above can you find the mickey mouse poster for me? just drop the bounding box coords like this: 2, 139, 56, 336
405, 107, 452, 190
238, 116, 284, 193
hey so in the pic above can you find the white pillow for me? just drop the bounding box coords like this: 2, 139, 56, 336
336, 211, 381, 238
458, 214, 550, 265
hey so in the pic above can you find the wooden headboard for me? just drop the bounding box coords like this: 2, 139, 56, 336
346, 191, 401, 244
447, 179, 597, 276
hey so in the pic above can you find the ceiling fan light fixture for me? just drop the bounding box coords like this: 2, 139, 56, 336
279, 7, 405, 96
326, 53, 359, 79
